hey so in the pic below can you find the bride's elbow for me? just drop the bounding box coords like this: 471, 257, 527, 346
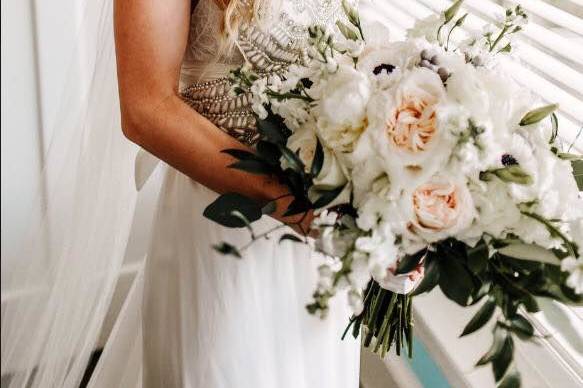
120, 103, 147, 145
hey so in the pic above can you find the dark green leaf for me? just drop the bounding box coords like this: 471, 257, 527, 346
396, 249, 426, 275
279, 234, 303, 243
257, 116, 286, 144
572, 159, 583, 191
212, 242, 242, 258
412, 257, 440, 296
498, 368, 521, 388
477, 326, 507, 366
228, 159, 274, 175
549, 113, 558, 144
230, 210, 254, 235
279, 146, 306, 174
439, 258, 475, 306
492, 335, 514, 381
509, 315, 534, 339
261, 200, 277, 215
519, 104, 558, 126
203, 193, 262, 228
256, 140, 281, 166
461, 298, 496, 337
311, 138, 324, 178
283, 198, 311, 217
221, 148, 256, 161
312, 185, 346, 209
467, 241, 489, 274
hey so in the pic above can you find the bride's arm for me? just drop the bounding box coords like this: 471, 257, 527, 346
114, 0, 311, 232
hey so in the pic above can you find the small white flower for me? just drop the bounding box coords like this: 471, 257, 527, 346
347, 289, 365, 315
407, 14, 445, 43
561, 257, 583, 294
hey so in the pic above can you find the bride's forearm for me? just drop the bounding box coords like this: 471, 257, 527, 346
121, 93, 310, 229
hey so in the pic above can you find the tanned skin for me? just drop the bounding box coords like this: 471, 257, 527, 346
114, 0, 312, 235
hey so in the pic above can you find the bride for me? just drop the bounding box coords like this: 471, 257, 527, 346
2, 0, 375, 387
111, 0, 360, 386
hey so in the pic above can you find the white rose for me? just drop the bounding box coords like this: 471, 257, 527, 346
317, 64, 371, 152
356, 68, 457, 197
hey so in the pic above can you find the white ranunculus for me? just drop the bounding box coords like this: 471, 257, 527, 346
317, 64, 371, 152
286, 126, 348, 188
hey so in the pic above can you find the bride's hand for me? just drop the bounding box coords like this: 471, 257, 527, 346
272, 195, 317, 238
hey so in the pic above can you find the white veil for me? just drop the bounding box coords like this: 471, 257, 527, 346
1, 0, 141, 386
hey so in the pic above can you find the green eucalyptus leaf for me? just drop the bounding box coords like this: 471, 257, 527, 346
557, 152, 582, 161
498, 243, 560, 265
486, 165, 532, 185
203, 193, 262, 228
212, 242, 242, 258
461, 298, 496, 337
519, 104, 559, 126
412, 258, 440, 296
444, 0, 464, 23
336, 20, 359, 40
311, 138, 325, 178
279, 234, 303, 243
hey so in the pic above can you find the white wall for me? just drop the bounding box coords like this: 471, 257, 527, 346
1, 0, 44, 288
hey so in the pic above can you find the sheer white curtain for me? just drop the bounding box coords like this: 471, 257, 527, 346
1, 0, 141, 386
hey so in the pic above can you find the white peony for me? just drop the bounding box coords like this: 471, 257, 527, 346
317, 64, 371, 152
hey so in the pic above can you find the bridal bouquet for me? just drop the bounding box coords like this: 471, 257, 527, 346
205, 1, 583, 385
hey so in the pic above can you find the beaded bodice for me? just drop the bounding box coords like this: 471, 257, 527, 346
180, 0, 354, 145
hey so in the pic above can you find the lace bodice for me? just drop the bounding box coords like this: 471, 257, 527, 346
180, 0, 355, 144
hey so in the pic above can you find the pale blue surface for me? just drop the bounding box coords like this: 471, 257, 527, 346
406, 337, 451, 388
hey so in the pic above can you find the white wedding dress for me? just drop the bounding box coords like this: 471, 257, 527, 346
89, 1, 360, 387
